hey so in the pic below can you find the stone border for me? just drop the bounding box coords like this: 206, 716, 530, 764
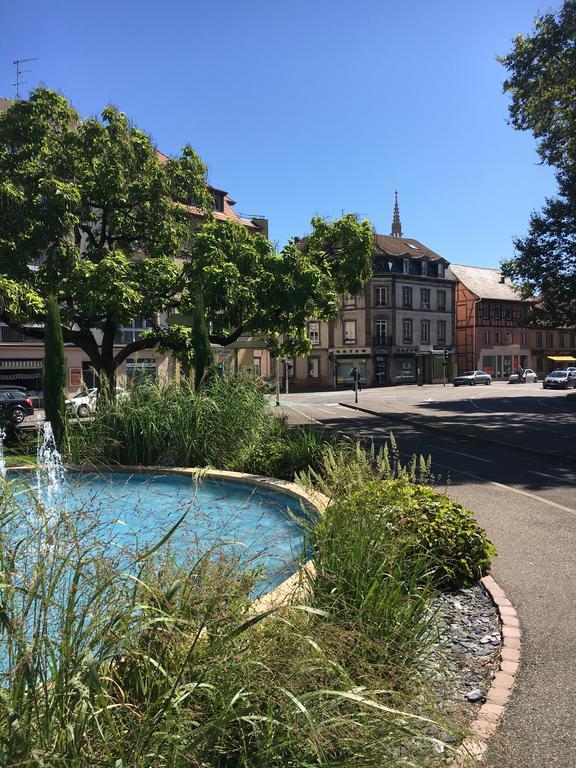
454, 574, 521, 764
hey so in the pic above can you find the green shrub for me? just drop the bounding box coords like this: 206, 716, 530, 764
328, 479, 495, 590
246, 422, 328, 479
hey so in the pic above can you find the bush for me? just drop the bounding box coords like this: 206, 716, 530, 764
68, 375, 275, 469
245, 421, 328, 479
326, 480, 495, 590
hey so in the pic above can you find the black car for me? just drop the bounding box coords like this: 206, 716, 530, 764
0, 390, 34, 423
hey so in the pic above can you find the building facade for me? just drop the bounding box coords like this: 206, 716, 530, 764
291, 196, 456, 388
529, 327, 576, 378
448, 264, 533, 379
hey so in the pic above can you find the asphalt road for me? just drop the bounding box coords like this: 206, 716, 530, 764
275, 383, 576, 768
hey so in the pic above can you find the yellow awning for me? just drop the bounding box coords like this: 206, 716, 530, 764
548, 355, 576, 362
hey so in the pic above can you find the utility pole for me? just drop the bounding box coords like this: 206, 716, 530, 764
12, 57, 38, 99
275, 357, 280, 406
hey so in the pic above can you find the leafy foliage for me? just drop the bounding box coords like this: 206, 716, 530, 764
43, 296, 67, 448
319, 480, 495, 591
0, 89, 374, 385
500, 1, 576, 325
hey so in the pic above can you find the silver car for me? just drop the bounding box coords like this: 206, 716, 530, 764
542, 370, 576, 390
453, 370, 492, 387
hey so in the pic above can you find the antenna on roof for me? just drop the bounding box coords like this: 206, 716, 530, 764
11, 57, 38, 99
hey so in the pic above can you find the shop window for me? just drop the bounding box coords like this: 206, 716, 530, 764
126, 357, 156, 385
395, 358, 416, 383
307, 358, 320, 379
482, 356, 495, 376
336, 361, 366, 385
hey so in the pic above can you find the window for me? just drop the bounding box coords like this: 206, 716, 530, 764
402, 287, 413, 308
536, 332, 542, 347
437, 320, 446, 343
421, 320, 430, 343
504, 305, 512, 320
559, 333, 565, 348
343, 294, 356, 308
253, 356, 262, 377
374, 319, 388, 344
212, 193, 224, 212
571, 334, 575, 347
493, 305, 501, 320
506, 331, 512, 344
484, 330, 490, 344
403, 259, 409, 274
344, 320, 356, 344
482, 304, 489, 320
120, 318, 155, 344
307, 357, 320, 379
437, 290, 446, 311
308, 321, 320, 346
126, 357, 156, 385
402, 319, 413, 343
547, 332, 554, 346
495, 331, 501, 344
374, 286, 388, 307
521, 331, 527, 345
420, 288, 430, 310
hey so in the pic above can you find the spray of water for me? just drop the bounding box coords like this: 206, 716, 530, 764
36, 421, 66, 515
0, 427, 6, 480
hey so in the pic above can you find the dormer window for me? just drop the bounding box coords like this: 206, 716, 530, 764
213, 193, 224, 212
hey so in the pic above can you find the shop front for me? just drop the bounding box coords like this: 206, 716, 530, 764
393, 348, 418, 384
330, 348, 371, 387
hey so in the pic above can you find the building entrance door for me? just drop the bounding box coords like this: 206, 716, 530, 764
375, 359, 387, 385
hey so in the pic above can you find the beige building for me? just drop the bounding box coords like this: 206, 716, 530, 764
290, 195, 456, 388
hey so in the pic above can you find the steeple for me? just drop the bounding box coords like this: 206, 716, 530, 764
390, 190, 402, 238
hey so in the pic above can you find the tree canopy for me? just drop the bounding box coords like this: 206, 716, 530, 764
499, 0, 576, 327
0, 88, 374, 384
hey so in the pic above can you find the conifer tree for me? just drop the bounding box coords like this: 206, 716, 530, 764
43, 296, 67, 448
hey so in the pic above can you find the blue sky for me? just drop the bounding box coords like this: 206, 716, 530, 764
1, 0, 560, 267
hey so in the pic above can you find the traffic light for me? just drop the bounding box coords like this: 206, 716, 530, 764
444, 347, 449, 361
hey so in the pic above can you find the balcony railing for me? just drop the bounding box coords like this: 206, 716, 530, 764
0, 326, 40, 343
373, 335, 393, 347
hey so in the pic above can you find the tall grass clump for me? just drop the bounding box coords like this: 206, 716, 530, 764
68, 375, 274, 469
0, 478, 451, 767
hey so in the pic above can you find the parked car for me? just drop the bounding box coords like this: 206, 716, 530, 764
65, 387, 98, 418
453, 370, 492, 387
542, 370, 576, 390
508, 368, 538, 383
0, 390, 34, 423
65, 386, 128, 418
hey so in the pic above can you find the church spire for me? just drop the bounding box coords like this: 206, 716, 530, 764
391, 190, 402, 238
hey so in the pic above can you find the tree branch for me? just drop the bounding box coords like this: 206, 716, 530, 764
209, 325, 243, 346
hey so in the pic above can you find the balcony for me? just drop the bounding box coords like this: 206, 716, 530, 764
373, 335, 393, 348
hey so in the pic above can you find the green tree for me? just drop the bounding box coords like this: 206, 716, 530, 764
190, 295, 214, 388
499, 1, 576, 326
0, 89, 374, 386
43, 296, 67, 448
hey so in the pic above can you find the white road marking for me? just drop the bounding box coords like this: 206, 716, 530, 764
529, 470, 576, 486
432, 461, 576, 516
431, 447, 492, 463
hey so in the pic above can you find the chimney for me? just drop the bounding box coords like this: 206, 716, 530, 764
499, 273, 505, 284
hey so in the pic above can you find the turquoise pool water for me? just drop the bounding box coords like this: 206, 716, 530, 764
10, 472, 312, 594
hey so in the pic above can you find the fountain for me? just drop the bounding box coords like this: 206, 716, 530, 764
36, 421, 66, 515
0, 426, 5, 480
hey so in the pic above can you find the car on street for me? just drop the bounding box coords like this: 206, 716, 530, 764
453, 370, 492, 386
508, 368, 538, 383
65, 387, 98, 418
0, 390, 34, 423
65, 386, 128, 417
542, 370, 576, 389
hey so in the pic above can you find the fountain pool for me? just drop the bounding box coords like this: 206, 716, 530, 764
8, 469, 313, 594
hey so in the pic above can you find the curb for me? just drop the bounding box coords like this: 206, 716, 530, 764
338, 401, 576, 463
454, 574, 521, 765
